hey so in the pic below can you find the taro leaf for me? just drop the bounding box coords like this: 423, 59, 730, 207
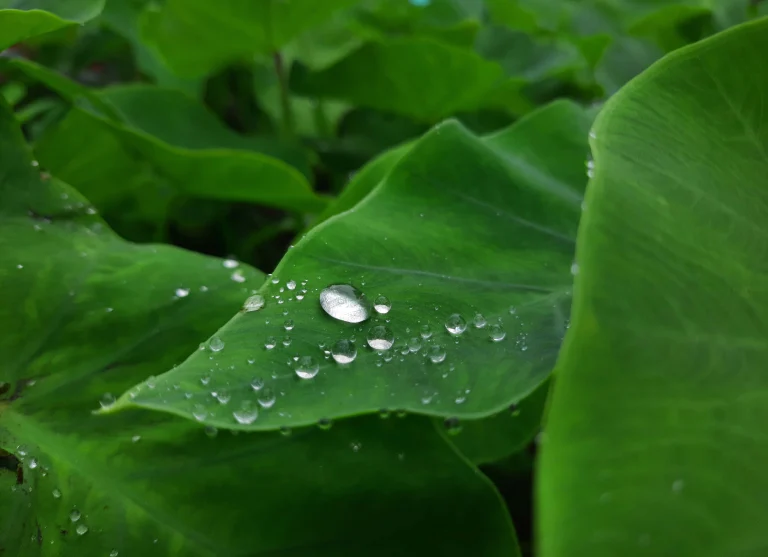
34, 83, 326, 213
291, 37, 532, 122
109, 100, 592, 430
0, 0, 104, 51
539, 18, 768, 557
139, 0, 359, 78
0, 99, 519, 557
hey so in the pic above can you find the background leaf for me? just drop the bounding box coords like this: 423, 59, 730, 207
0, 0, 104, 51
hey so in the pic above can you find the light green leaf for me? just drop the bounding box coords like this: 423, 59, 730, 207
139, 0, 359, 78
540, 18, 768, 557
0, 0, 104, 50
0, 99, 518, 557
109, 100, 593, 431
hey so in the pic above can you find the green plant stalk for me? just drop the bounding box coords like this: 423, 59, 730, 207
273, 51, 295, 138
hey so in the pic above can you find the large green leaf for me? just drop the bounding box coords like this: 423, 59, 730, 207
108, 100, 592, 430
0, 0, 104, 50
0, 100, 518, 557
539, 18, 768, 557
291, 37, 532, 121
34, 83, 326, 214
139, 0, 358, 78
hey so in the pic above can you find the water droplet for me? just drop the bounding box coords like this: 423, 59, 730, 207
284, 319, 294, 331
132, 435, 141, 443
99, 393, 115, 409
379, 409, 391, 419
214, 391, 231, 405
26, 457, 38, 469
192, 404, 208, 421
427, 345, 446, 363
200, 375, 210, 386
52, 489, 61, 498
233, 401, 259, 425
317, 418, 333, 430
205, 425, 218, 438
570, 262, 579, 275
509, 306, 517, 315
444, 417, 462, 435
264, 337, 277, 350
223, 259, 239, 269
373, 295, 391, 314
420, 324, 432, 339
409, 0, 431, 6
76, 524, 88, 536
282, 336, 292, 347
208, 336, 225, 352
16, 445, 27, 457
472, 313, 487, 328
672, 479, 684, 493
280, 426, 292, 436
70, 509, 81, 522
319, 284, 370, 323
295, 356, 320, 379
287, 280, 297, 290
231, 269, 246, 283
586, 159, 595, 178
445, 314, 467, 335
243, 294, 265, 312
331, 339, 357, 364
175, 287, 190, 298
250, 378, 264, 391
257, 387, 277, 408
367, 325, 394, 350
406, 337, 421, 353
350, 441, 361, 453
110, 551, 119, 557
489, 324, 506, 342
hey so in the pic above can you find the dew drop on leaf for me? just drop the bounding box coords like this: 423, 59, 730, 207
233, 401, 259, 425
205, 426, 218, 438
408, 337, 422, 353
110, 551, 119, 557
192, 404, 208, 421
28, 458, 38, 469
76, 524, 88, 536
222, 259, 238, 269
373, 295, 391, 314
295, 356, 320, 379
69, 509, 81, 522
280, 426, 292, 436
231, 269, 246, 283
287, 280, 297, 290
317, 418, 333, 430
214, 391, 231, 405
52, 489, 61, 498
175, 288, 190, 298
283, 319, 294, 331
331, 339, 357, 364
420, 324, 432, 339
472, 313, 487, 328
99, 393, 116, 409
243, 294, 265, 312
427, 345, 446, 363
208, 336, 225, 352
264, 337, 277, 350
319, 284, 370, 323
257, 387, 277, 408
489, 324, 506, 342
250, 378, 264, 391
282, 336, 292, 347
445, 314, 467, 335
444, 417, 462, 435
367, 325, 394, 350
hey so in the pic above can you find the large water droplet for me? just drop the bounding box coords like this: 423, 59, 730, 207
208, 336, 225, 352
331, 339, 357, 364
233, 401, 259, 425
319, 284, 370, 323
295, 356, 320, 379
445, 314, 467, 336
287, 280, 297, 290
243, 294, 265, 312
373, 295, 391, 314
427, 345, 446, 363
258, 387, 277, 408
489, 324, 506, 342
367, 325, 394, 350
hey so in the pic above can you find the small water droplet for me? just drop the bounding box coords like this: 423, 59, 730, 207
192, 404, 208, 421
175, 287, 190, 298
27, 457, 38, 469
331, 339, 357, 364
319, 284, 370, 323
233, 401, 259, 425
472, 313, 487, 328
317, 418, 333, 430
280, 426, 292, 436
223, 259, 239, 269
250, 378, 264, 391
509, 306, 517, 315
214, 391, 231, 405
295, 356, 320, 379
205, 425, 218, 438
350, 441, 361, 453
243, 294, 265, 312
284, 319, 294, 331
427, 345, 446, 363
445, 314, 467, 335
231, 269, 246, 283
570, 262, 579, 275
264, 336, 277, 350
444, 417, 462, 435
99, 393, 115, 409
489, 324, 506, 342
379, 409, 391, 419
131, 435, 141, 443
76, 524, 88, 536
373, 295, 391, 314
586, 159, 595, 178
110, 551, 119, 557
672, 479, 684, 493
208, 336, 225, 352
408, 337, 422, 353
282, 336, 292, 347
258, 387, 277, 408
367, 325, 394, 350
52, 489, 61, 498
287, 280, 297, 290
70, 509, 81, 522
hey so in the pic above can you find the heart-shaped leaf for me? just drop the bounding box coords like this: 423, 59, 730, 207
109, 100, 593, 430
539, 18, 768, 557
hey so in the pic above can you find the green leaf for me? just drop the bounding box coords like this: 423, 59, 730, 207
0, 99, 518, 557
291, 37, 531, 121
34, 84, 327, 213
139, 0, 359, 78
0, 0, 104, 51
109, 100, 593, 430
539, 18, 768, 557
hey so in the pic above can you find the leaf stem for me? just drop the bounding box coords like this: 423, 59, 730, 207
273, 52, 294, 138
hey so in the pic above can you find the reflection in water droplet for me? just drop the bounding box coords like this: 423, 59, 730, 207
445, 314, 467, 335
243, 294, 265, 312
208, 336, 225, 352
373, 295, 391, 314
233, 401, 259, 425
473, 313, 487, 328
367, 325, 394, 350
319, 284, 370, 323
331, 339, 357, 364
76, 524, 88, 536
427, 345, 446, 363
444, 417, 462, 435
258, 387, 277, 408
489, 324, 506, 342
99, 393, 116, 409
295, 356, 320, 379
318, 418, 333, 430
70, 509, 81, 522
192, 405, 208, 421
284, 319, 294, 331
